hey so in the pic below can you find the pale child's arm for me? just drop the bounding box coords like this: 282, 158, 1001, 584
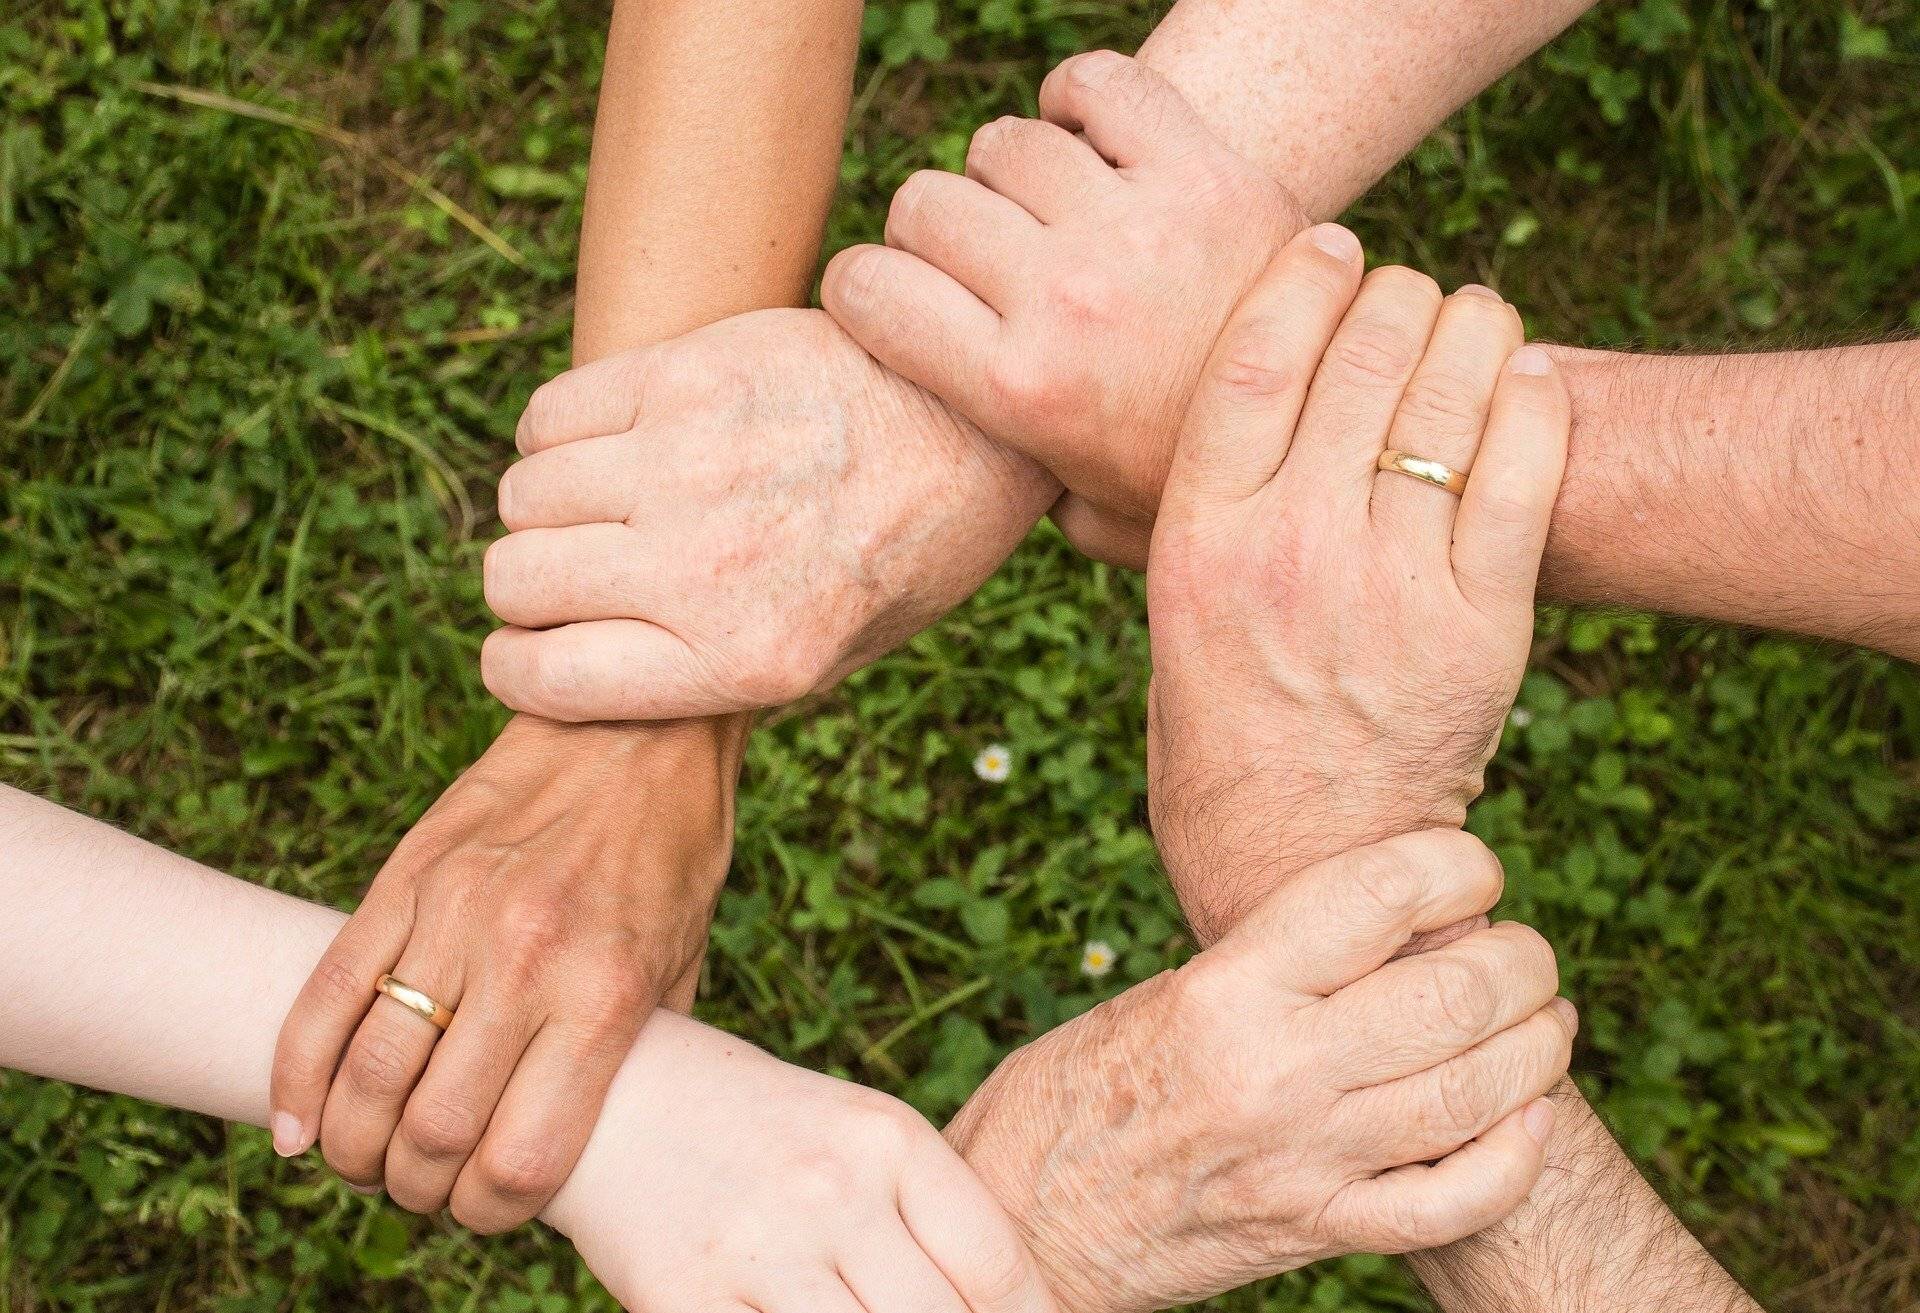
0, 783, 1057, 1312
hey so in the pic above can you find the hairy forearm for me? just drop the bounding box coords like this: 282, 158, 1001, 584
1408, 1081, 1760, 1313
1542, 340, 1920, 658
1138, 0, 1594, 220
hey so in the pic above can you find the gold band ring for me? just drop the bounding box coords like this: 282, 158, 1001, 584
375, 974, 455, 1031
1378, 449, 1469, 496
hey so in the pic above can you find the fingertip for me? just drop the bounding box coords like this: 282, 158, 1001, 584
1550, 996, 1580, 1039
1521, 1095, 1556, 1146
272, 1109, 313, 1157
1508, 344, 1554, 377
1308, 222, 1362, 263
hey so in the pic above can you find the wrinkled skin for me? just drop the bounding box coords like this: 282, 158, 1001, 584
1141, 226, 1571, 938
947, 831, 1574, 1313
272, 715, 739, 1231
481, 309, 1058, 722
823, 50, 1306, 566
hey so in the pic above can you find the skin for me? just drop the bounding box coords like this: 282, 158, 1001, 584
821, 52, 1920, 661
940, 231, 1578, 1311
0, 783, 1056, 1313
271, 0, 865, 1227
944, 832, 1571, 1313
878, 120, 1760, 1311
480, 1, 1607, 718
2, 784, 1567, 1309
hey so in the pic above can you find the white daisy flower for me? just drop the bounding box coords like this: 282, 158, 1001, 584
1508, 707, 1535, 728
1080, 940, 1116, 979
973, 744, 1012, 783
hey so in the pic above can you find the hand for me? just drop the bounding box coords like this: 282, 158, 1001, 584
546, 1010, 1057, 1313
947, 830, 1574, 1313
1144, 227, 1571, 940
270, 714, 742, 1231
822, 50, 1304, 566
480, 308, 1059, 722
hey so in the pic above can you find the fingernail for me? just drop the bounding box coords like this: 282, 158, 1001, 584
1551, 997, 1580, 1036
1508, 345, 1553, 376
271, 1111, 309, 1158
1522, 1098, 1556, 1146
1457, 283, 1503, 300
1309, 223, 1361, 262
348, 1182, 383, 1197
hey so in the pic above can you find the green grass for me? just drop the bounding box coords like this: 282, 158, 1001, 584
3, 0, 1919, 1309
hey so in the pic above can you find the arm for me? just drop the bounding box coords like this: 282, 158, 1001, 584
1136, 0, 1594, 218
0, 784, 1057, 1312
270, 0, 864, 1231
1411, 1086, 1761, 1313
1541, 342, 1920, 660
479, 0, 1604, 722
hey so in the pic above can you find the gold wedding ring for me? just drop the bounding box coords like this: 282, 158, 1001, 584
1378, 449, 1469, 496
375, 974, 455, 1031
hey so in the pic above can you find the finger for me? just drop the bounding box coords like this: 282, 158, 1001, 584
1037, 50, 1215, 171
515, 348, 658, 456
1451, 344, 1571, 612
1049, 492, 1150, 571
448, 1017, 641, 1233
1322, 921, 1560, 1086
1275, 265, 1442, 519
822, 244, 1004, 427
1371, 285, 1523, 549
483, 523, 674, 629
885, 169, 1041, 311
382, 986, 538, 1215
480, 621, 723, 722
899, 1143, 1058, 1313
839, 1225, 971, 1313
1345, 1000, 1577, 1164
1322, 1097, 1555, 1254
1163, 223, 1364, 508
271, 889, 412, 1158
964, 115, 1116, 224
497, 434, 650, 531
319, 949, 465, 1189
1221, 829, 1507, 997
759, 1275, 869, 1313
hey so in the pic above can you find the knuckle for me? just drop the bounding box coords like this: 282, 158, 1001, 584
309, 955, 373, 1010
967, 116, 1024, 172
344, 1031, 418, 1101
495, 900, 572, 976
886, 171, 938, 239
472, 1134, 567, 1207
1342, 843, 1421, 924
1061, 48, 1131, 94
1425, 955, 1499, 1038
515, 378, 565, 455
1209, 318, 1307, 399
1399, 370, 1488, 430
1328, 318, 1422, 386
400, 1096, 487, 1162
1431, 1058, 1489, 1140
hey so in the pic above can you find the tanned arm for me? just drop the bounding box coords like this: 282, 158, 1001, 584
270, 0, 863, 1233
